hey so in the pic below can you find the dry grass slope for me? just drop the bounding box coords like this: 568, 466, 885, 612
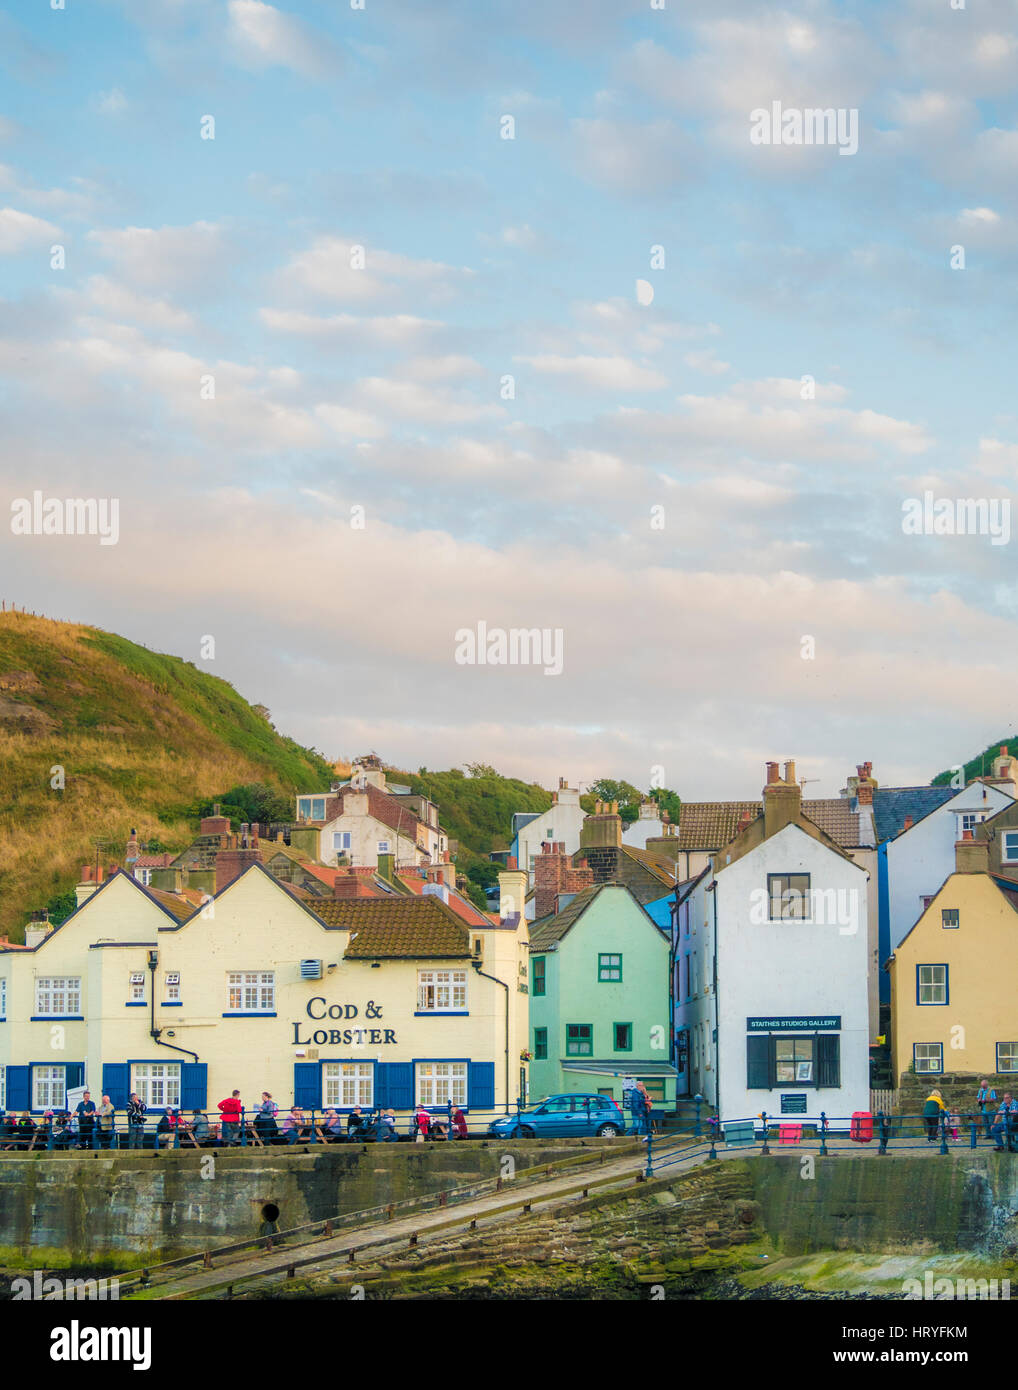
0, 611, 332, 941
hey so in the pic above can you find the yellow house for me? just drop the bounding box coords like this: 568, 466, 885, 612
888, 834, 1018, 1083
0, 865, 529, 1121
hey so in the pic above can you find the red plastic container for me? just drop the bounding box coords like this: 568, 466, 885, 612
850, 1111, 873, 1143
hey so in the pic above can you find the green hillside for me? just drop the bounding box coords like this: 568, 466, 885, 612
0, 611, 333, 941
932, 737, 1018, 788
393, 765, 552, 882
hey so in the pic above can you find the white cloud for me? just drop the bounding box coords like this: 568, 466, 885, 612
77, 275, 196, 332
314, 403, 387, 439
0, 206, 59, 254
502, 224, 538, 249
279, 235, 473, 306
569, 117, 692, 193
97, 88, 128, 115
684, 349, 730, 376
227, 0, 343, 79
356, 376, 502, 425
515, 354, 668, 392
259, 307, 443, 347
88, 221, 226, 291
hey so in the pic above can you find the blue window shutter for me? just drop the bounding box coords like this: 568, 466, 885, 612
468, 1061, 495, 1109
376, 1062, 413, 1109
6, 1066, 29, 1111
100, 1063, 128, 1106
293, 1062, 321, 1109
180, 1063, 208, 1110
65, 1063, 85, 1091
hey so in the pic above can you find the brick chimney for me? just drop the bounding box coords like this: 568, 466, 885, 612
956, 827, 990, 874
75, 864, 101, 907
125, 827, 139, 866
498, 856, 529, 924
580, 801, 623, 850
215, 845, 262, 893
991, 745, 1018, 799
762, 760, 801, 840
855, 763, 877, 807
200, 813, 231, 837
333, 872, 362, 899
534, 842, 594, 919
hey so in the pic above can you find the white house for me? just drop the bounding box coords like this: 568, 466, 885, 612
622, 801, 672, 850
513, 779, 586, 883
674, 760, 870, 1126
296, 764, 445, 871
884, 766, 1015, 953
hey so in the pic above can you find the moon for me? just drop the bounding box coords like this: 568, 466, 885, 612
635, 279, 654, 306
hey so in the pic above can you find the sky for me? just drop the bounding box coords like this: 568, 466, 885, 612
2, 0, 1018, 800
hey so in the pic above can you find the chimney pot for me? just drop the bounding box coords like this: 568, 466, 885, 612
903, 815, 913, 830
765, 761, 780, 785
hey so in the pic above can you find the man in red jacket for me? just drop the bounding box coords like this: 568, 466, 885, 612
218, 1090, 243, 1146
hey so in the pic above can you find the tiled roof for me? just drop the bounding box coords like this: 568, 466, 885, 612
872, 787, 956, 843
676, 799, 864, 850
134, 853, 172, 868
312, 895, 472, 959
146, 888, 195, 922
529, 884, 602, 950
620, 844, 678, 884
802, 799, 864, 846
675, 801, 761, 850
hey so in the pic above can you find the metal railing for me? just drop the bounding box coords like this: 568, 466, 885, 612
0, 1097, 646, 1153
642, 1106, 1018, 1177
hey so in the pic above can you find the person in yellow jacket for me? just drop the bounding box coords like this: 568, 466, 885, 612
922, 1088, 948, 1142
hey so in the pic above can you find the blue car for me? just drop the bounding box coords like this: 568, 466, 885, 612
488, 1093, 626, 1139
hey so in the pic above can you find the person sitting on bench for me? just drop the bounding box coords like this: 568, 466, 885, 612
989, 1094, 1018, 1150
321, 1109, 344, 1141
347, 1106, 370, 1139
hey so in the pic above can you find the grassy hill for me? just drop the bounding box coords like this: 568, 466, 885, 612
392, 766, 552, 883
932, 737, 1018, 787
0, 611, 333, 941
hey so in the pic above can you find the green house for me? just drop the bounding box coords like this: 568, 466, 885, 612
528, 883, 677, 1111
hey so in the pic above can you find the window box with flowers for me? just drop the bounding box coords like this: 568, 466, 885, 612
519, 1049, 533, 1063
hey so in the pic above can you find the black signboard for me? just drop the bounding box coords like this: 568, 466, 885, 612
780, 1093, 808, 1114
747, 1016, 841, 1032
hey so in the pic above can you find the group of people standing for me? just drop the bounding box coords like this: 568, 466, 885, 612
922, 1080, 1018, 1149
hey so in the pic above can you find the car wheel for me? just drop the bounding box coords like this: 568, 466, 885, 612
511, 1125, 535, 1139
596, 1123, 620, 1138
